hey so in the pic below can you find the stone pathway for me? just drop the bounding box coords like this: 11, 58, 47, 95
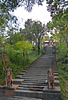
0, 46, 61, 100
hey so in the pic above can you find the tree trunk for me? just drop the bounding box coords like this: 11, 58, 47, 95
60, 37, 61, 45
65, 36, 68, 48
38, 37, 40, 55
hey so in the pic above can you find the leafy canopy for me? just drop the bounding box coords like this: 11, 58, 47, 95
15, 41, 33, 51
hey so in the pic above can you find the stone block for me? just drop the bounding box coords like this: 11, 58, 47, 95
19, 73, 25, 75
15, 75, 23, 79
43, 86, 61, 93
13, 79, 24, 84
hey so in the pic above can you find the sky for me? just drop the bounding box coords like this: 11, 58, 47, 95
10, 0, 52, 29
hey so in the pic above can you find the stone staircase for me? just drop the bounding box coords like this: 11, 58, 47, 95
0, 47, 61, 100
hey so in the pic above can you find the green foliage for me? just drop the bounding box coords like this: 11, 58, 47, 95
42, 36, 50, 42
7, 33, 23, 44
56, 42, 68, 100
0, 0, 44, 12
0, 60, 6, 85
47, 8, 68, 48
0, 38, 41, 85
15, 41, 33, 50
57, 62, 67, 100
23, 19, 44, 43
22, 20, 44, 55
46, 0, 68, 17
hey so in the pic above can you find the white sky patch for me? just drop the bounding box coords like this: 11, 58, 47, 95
10, 1, 52, 29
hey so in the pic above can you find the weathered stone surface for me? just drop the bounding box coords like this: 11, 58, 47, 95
22, 70, 28, 72
54, 76, 59, 80
13, 79, 24, 84
54, 73, 58, 76
15, 75, 23, 79
0, 89, 15, 96
43, 86, 61, 93
8, 96, 42, 100
19, 73, 25, 75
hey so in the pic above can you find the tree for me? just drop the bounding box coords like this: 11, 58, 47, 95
22, 19, 45, 55
31, 21, 44, 54
22, 19, 34, 43
47, 8, 68, 47
15, 41, 33, 57
0, 0, 44, 12
43, 35, 50, 41
0, 36, 7, 70
46, 0, 68, 17
6, 32, 23, 45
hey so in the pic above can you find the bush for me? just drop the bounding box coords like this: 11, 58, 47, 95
0, 44, 41, 85
56, 43, 68, 100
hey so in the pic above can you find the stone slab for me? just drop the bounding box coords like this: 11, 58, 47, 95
54, 76, 59, 80
29, 88, 43, 91
0, 85, 19, 90
53, 71, 58, 73
14, 89, 61, 100
15, 75, 23, 79
45, 80, 60, 86
15, 89, 43, 94
54, 73, 58, 76
11, 85, 19, 90
13, 79, 24, 84
9, 96, 42, 100
19, 73, 25, 75
19, 85, 44, 88
43, 86, 61, 93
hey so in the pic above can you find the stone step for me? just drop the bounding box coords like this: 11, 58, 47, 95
43, 86, 61, 93
53, 71, 58, 73
15, 75, 23, 79
15, 76, 47, 79
11, 85, 19, 90
54, 73, 58, 76
8, 96, 42, 100
54, 76, 59, 80
23, 79, 46, 82
0, 85, 19, 90
23, 79, 59, 83
19, 73, 25, 75
23, 81, 45, 84
26, 88, 43, 91
22, 76, 47, 78
22, 70, 28, 72
21, 82, 46, 86
45, 80, 60, 86
14, 89, 61, 100
23, 76, 59, 81
23, 74, 47, 76
17, 87, 43, 91
14, 89, 43, 98
19, 85, 44, 88
13, 79, 24, 84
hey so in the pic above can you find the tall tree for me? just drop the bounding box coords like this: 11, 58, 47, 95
47, 8, 68, 47
31, 21, 44, 54
46, 0, 68, 17
0, 0, 44, 12
22, 19, 45, 54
